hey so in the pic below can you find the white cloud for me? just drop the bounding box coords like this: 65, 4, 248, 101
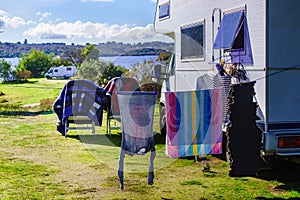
36, 11, 51, 22
23, 21, 170, 44
0, 10, 34, 28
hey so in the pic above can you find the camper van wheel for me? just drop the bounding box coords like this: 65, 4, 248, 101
159, 104, 166, 136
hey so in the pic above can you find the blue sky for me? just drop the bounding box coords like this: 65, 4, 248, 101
0, 0, 171, 44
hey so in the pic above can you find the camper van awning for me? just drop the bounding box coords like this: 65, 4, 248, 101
213, 10, 253, 65
213, 10, 244, 49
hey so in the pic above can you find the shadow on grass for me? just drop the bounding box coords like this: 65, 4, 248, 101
153, 131, 166, 145
67, 133, 122, 147
255, 159, 300, 198
217, 131, 300, 196
2, 80, 38, 85
0, 110, 53, 116
66, 131, 166, 148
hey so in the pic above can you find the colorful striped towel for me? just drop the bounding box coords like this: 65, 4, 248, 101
165, 89, 223, 158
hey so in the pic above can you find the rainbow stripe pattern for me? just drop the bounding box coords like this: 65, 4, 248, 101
165, 89, 223, 158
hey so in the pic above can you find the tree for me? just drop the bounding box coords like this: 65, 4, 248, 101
18, 50, 53, 78
60, 44, 99, 68
77, 59, 104, 84
128, 59, 154, 86
80, 44, 99, 62
77, 59, 128, 87
61, 48, 83, 67
128, 59, 162, 97
158, 51, 172, 64
76, 44, 128, 87
98, 63, 128, 87
51, 56, 73, 67
0, 59, 11, 82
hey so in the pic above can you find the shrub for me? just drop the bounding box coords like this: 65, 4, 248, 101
0, 59, 12, 82
14, 69, 32, 81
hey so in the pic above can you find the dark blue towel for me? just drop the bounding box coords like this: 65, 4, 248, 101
53, 80, 107, 135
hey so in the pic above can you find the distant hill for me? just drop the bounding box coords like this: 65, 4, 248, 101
97, 41, 174, 56
0, 41, 174, 58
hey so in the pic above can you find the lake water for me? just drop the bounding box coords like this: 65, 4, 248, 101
3, 57, 20, 68
99, 55, 158, 69
4, 55, 159, 70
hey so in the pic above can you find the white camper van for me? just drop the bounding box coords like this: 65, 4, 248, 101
44, 65, 77, 79
153, 0, 300, 173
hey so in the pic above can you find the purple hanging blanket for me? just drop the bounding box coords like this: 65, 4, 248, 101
116, 91, 157, 189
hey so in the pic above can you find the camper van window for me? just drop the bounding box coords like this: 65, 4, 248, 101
66, 67, 72, 71
231, 16, 244, 51
180, 21, 205, 60
159, 2, 170, 20
54, 69, 58, 73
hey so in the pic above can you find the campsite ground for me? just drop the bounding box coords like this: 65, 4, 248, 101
0, 78, 299, 199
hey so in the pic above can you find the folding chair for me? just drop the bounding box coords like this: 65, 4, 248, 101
53, 80, 107, 137
104, 77, 141, 135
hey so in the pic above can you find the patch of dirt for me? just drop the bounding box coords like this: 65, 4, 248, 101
20, 102, 40, 108
8, 144, 118, 199
4, 115, 118, 199
270, 185, 289, 194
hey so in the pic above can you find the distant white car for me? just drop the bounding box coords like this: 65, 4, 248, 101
44, 65, 77, 79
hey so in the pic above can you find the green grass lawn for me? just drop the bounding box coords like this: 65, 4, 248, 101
0, 78, 299, 199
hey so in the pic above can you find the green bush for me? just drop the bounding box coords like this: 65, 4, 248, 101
0, 58, 12, 82
17, 50, 52, 78
14, 68, 32, 81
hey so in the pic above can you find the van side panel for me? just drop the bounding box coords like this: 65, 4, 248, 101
155, 0, 266, 111
155, 0, 300, 157
266, 0, 300, 125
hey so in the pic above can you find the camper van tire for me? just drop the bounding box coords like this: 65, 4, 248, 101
159, 104, 166, 136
